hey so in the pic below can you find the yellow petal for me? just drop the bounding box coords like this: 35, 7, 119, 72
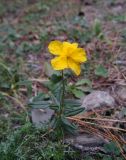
48, 40, 63, 55
68, 58, 81, 75
51, 56, 68, 70
62, 42, 78, 56
70, 48, 87, 63
63, 42, 78, 48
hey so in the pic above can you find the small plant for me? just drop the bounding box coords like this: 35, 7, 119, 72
93, 19, 104, 39
67, 78, 92, 98
95, 64, 108, 78
0, 60, 32, 96
30, 40, 87, 138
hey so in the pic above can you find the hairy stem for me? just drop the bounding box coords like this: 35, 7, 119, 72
61, 70, 65, 112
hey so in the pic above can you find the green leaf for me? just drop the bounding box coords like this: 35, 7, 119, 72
76, 86, 92, 93
50, 105, 60, 112
76, 79, 92, 87
49, 92, 60, 107
30, 93, 49, 101
64, 124, 77, 134
103, 156, 112, 160
95, 64, 108, 78
84, 156, 94, 160
29, 100, 51, 109
44, 62, 60, 77
104, 141, 121, 156
64, 107, 84, 117
28, 93, 51, 109
49, 116, 58, 129
64, 99, 81, 107
116, 157, 124, 160
0, 61, 12, 76
72, 89, 85, 98
44, 80, 63, 104
93, 19, 102, 36
50, 74, 62, 83
50, 81, 63, 103
61, 116, 77, 134
44, 62, 54, 77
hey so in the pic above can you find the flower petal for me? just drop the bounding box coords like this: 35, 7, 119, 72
62, 42, 78, 56
71, 48, 87, 63
48, 40, 63, 55
68, 58, 81, 75
51, 57, 68, 70
63, 42, 78, 48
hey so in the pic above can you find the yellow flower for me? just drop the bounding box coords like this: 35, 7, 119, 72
48, 40, 87, 75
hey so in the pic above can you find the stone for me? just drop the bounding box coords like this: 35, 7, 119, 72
31, 108, 54, 125
115, 83, 126, 102
81, 91, 115, 111
65, 134, 106, 155
112, 5, 122, 14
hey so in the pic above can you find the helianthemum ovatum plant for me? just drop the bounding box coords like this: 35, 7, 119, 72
29, 40, 87, 139
48, 41, 87, 136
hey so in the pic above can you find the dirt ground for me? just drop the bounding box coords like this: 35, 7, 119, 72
0, 0, 126, 159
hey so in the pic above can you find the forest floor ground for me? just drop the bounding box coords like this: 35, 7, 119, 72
0, 0, 126, 159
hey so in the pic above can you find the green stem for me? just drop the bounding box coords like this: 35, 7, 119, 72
57, 70, 65, 140
61, 70, 65, 113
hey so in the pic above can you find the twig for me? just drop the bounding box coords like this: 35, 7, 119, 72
73, 116, 126, 123
0, 91, 26, 110
68, 117, 126, 132
29, 78, 48, 83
